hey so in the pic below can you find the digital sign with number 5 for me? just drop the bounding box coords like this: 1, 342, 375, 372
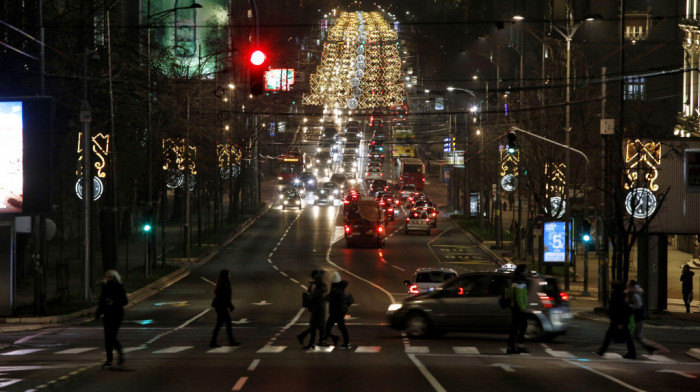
543, 221, 572, 262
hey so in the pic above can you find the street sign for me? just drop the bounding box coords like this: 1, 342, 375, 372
543, 220, 572, 263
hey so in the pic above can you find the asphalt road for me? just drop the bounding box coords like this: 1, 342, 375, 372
1, 153, 700, 391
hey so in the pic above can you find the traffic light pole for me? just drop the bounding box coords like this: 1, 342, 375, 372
510, 126, 590, 292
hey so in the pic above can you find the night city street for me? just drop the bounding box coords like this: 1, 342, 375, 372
1, 1, 700, 391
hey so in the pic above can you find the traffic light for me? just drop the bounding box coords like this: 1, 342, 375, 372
143, 223, 152, 233
248, 49, 268, 96
506, 132, 517, 154
581, 219, 591, 243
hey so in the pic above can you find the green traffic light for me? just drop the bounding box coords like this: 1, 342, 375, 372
582, 234, 591, 242
144, 224, 152, 232
507, 146, 516, 154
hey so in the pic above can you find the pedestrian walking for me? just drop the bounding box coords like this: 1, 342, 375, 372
210, 269, 240, 348
625, 280, 656, 354
596, 281, 637, 359
506, 264, 529, 354
681, 265, 695, 313
95, 269, 128, 368
323, 271, 351, 349
297, 270, 327, 349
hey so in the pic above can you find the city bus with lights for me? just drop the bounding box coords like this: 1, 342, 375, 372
396, 157, 425, 190
277, 150, 305, 186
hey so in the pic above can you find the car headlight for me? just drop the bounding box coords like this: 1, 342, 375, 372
387, 303, 403, 312
295, 200, 301, 205
283, 200, 288, 205
279, 194, 284, 200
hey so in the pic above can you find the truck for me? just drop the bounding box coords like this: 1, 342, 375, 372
344, 197, 386, 248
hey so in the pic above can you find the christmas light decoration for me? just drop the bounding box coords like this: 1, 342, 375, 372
303, 11, 405, 110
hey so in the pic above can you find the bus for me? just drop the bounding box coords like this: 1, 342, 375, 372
396, 157, 426, 190
277, 150, 305, 185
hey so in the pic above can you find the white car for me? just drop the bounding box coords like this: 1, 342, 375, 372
403, 268, 458, 295
404, 210, 431, 235
366, 167, 383, 180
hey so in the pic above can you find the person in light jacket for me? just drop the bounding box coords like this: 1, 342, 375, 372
626, 280, 656, 354
95, 270, 128, 368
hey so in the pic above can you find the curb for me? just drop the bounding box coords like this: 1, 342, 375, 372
0, 267, 191, 328
0, 203, 271, 331
447, 216, 507, 266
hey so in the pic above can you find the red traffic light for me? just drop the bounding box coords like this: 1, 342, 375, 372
250, 50, 266, 66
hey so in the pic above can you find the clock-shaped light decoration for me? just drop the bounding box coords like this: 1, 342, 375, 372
75, 176, 104, 200
625, 187, 657, 219
500, 174, 518, 192
546, 196, 566, 218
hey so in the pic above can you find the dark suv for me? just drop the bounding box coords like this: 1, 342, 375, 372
387, 270, 572, 340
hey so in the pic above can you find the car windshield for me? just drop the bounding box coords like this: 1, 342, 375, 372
416, 271, 456, 283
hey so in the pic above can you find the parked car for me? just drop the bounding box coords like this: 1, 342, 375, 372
403, 268, 458, 295
387, 270, 573, 340
404, 210, 431, 235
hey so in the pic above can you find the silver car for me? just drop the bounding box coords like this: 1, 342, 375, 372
404, 267, 458, 295
387, 271, 572, 340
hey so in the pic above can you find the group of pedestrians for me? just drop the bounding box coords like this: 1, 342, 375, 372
595, 280, 657, 359
297, 269, 352, 349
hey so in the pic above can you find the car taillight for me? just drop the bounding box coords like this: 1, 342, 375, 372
409, 284, 419, 294
422, 178, 426, 182
405, 217, 409, 222
344, 225, 350, 233
559, 292, 569, 301
388, 208, 393, 212
425, 219, 430, 223
377, 226, 383, 233
431, 212, 437, 217
537, 293, 554, 308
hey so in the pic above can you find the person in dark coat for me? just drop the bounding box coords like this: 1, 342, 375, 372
506, 264, 529, 354
95, 269, 128, 368
596, 281, 637, 359
323, 271, 351, 349
210, 269, 240, 347
681, 265, 695, 313
297, 270, 327, 349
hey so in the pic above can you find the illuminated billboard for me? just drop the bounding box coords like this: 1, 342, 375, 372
144, 0, 230, 78
0, 97, 52, 215
265, 69, 295, 91
0, 102, 23, 213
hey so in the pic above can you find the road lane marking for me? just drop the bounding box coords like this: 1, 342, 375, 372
406, 346, 429, 354
232, 376, 248, 391
545, 349, 575, 358
565, 359, 647, 392
247, 359, 260, 371
656, 369, 696, 378
407, 353, 447, 392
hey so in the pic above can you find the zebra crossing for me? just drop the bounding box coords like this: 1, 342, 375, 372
0, 344, 694, 362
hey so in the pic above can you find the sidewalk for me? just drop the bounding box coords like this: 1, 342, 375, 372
0, 178, 278, 332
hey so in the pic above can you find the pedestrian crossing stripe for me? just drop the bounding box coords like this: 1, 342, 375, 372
257, 346, 285, 353
0, 346, 684, 362
207, 346, 240, 354
405, 346, 429, 354
55, 348, 97, 355
153, 346, 193, 354
355, 346, 381, 353
1, 349, 44, 356
545, 349, 575, 358
453, 346, 479, 355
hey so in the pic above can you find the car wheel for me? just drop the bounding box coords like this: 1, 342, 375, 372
405, 313, 431, 338
524, 316, 544, 341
